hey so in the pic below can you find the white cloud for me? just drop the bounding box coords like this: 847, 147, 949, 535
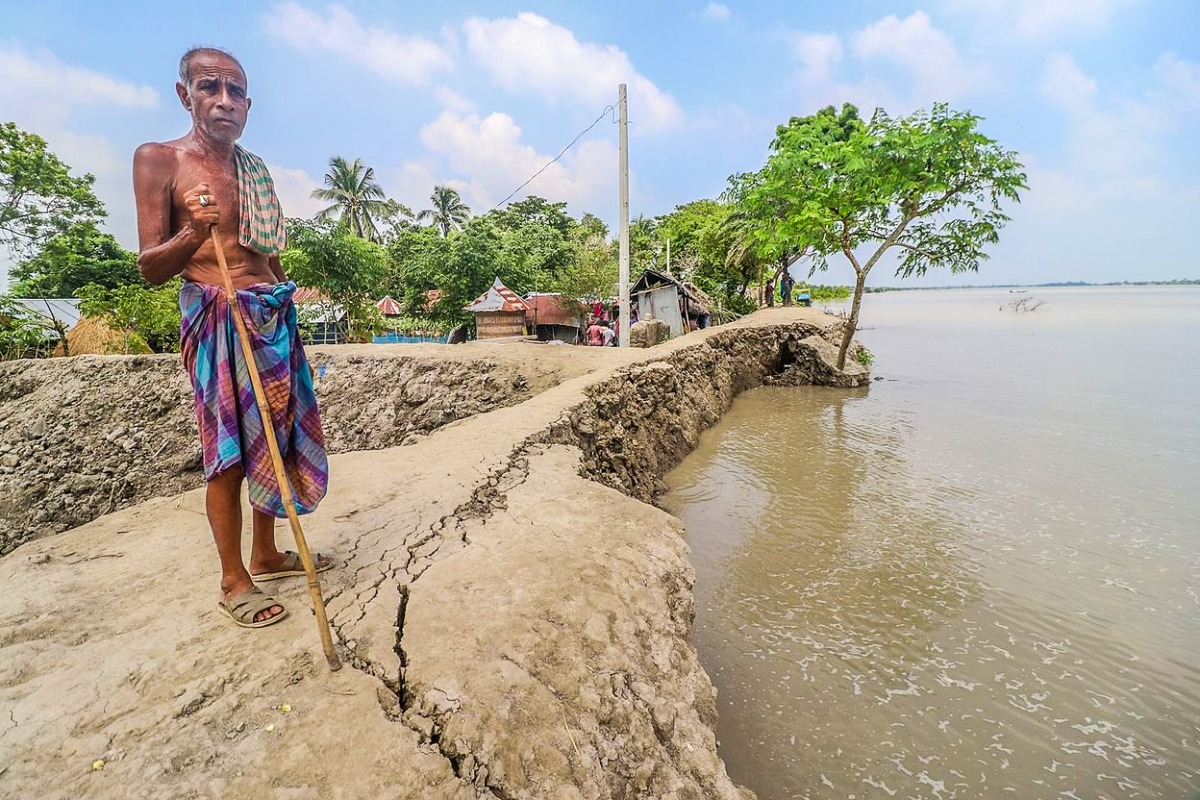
263, 2, 453, 85
786, 32, 844, 83
0, 45, 160, 265
701, 3, 732, 22
268, 164, 327, 219
940, 0, 1132, 40
399, 110, 617, 219
1154, 53, 1200, 109
783, 14, 978, 114
433, 85, 477, 114
1012, 0, 1129, 39
1038, 52, 1097, 111
853, 12, 983, 103
1038, 52, 1173, 178
0, 46, 157, 114
462, 13, 683, 132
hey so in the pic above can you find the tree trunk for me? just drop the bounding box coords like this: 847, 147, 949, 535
836, 271, 866, 370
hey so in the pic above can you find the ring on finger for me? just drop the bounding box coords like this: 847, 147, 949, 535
198, 195, 210, 207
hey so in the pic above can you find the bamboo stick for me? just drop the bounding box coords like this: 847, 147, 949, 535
210, 228, 340, 671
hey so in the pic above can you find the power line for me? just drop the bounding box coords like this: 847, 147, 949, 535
488, 105, 617, 213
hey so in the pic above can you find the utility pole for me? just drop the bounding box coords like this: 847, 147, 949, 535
618, 83, 630, 348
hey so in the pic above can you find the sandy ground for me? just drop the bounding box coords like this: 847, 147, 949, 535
0, 307, 831, 799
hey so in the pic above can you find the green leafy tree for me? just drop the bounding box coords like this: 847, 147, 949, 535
9, 222, 139, 297
576, 213, 609, 242
498, 221, 574, 289
389, 217, 556, 329
417, 185, 471, 237
717, 210, 770, 304
396, 219, 497, 327
77, 280, 183, 354
0, 295, 59, 359
1, 122, 105, 259
375, 198, 416, 244
311, 156, 391, 241
653, 200, 756, 299
484, 195, 577, 279
628, 214, 658, 271
555, 235, 617, 302
730, 103, 1026, 368
282, 219, 388, 339
385, 223, 450, 319
490, 195, 574, 237
656, 203, 769, 310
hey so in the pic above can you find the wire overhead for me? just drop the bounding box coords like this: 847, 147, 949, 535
488, 105, 617, 213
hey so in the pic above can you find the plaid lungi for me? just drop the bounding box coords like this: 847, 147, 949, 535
180, 280, 327, 517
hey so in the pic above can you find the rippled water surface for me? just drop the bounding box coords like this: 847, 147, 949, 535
662, 287, 1200, 800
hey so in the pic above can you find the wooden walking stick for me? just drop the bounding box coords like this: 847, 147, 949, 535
210, 227, 341, 671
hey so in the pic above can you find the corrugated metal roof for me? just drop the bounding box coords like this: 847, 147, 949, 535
631, 270, 710, 315
292, 287, 331, 304
376, 295, 403, 316
294, 301, 345, 324
524, 293, 583, 328
464, 278, 529, 313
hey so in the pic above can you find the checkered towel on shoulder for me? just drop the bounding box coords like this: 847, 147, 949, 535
180, 280, 327, 517
234, 145, 286, 256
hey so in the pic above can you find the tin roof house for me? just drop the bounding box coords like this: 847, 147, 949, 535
464, 278, 530, 340
524, 293, 586, 344
292, 287, 347, 345
631, 269, 710, 338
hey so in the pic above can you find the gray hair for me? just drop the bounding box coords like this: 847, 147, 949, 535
178, 46, 244, 85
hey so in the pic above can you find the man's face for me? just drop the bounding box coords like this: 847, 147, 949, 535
177, 53, 251, 144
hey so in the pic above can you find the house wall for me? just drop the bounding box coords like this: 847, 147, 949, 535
637, 286, 684, 337
475, 311, 526, 339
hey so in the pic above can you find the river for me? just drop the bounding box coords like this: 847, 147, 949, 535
662, 287, 1200, 800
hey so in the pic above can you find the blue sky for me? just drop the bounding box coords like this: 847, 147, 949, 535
2, 0, 1198, 289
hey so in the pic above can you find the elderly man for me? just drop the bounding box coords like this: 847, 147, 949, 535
133, 47, 331, 629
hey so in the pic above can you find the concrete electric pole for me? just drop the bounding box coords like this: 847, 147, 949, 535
618, 83, 630, 347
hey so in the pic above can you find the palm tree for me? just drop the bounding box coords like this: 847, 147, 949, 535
416, 185, 471, 237
720, 210, 767, 301
311, 156, 390, 241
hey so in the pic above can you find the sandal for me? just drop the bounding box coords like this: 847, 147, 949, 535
250, 551, 334, 582
218, 585, 289, 628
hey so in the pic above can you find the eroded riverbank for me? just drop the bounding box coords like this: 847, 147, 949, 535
0, 307, 864, 799
665, 288, 1200, 799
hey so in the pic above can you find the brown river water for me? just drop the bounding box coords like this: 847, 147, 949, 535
662, 287, 1200, 800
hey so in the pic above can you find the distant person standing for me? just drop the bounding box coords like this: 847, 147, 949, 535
601, 323, 616, 346
780, 269, 795, 305
586, 318, 606, 346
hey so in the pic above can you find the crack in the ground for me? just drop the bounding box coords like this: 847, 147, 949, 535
317, 444, 539, 796
353, 446, 540, 796
321, 322, 849, 797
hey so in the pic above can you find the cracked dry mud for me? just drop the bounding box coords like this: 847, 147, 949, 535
0, 307, 862, 799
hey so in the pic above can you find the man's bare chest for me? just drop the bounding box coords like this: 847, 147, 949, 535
173, 155, 240, 217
